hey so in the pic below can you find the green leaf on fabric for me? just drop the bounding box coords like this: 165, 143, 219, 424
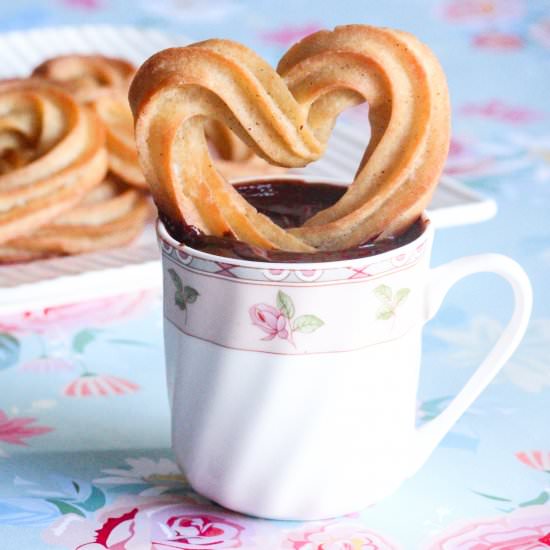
0, 333, 20, 370
46, 498, 85, 517
72, 329, 100, 354
79, 485, 106, 512
420, 396, 452, 415
277, 290, 295, 319
293, 315, 323, 333
519, 491, 549, 507
108, 339, 153, 348
472, 490, 513, 502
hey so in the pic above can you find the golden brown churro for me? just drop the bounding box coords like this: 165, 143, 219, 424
33, 54, 149, 189
0, 78, 107, 245
129, 25, 450, 251
32, 54, 135, 103
0, 176, 151, 262
34, 54, 280, 190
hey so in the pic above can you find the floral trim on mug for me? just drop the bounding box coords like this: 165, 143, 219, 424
249, 290, 324, 346
167, 269, 200, 324
159, 228, 430, 285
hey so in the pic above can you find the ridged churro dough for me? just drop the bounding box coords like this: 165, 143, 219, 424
0, 176, 151, 262
0, 78, 107, 245
129, 25, 451, 251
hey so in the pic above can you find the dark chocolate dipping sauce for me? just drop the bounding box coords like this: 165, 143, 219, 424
160, 179, 426, 263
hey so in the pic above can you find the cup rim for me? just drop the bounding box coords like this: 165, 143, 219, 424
156, 174, 433, 270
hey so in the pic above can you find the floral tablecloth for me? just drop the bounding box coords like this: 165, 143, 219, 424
1, 0, 550, 548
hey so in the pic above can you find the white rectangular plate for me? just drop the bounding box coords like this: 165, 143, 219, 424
0, 25, 496, 315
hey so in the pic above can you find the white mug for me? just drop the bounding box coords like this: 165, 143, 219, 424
157, 176, 532, 521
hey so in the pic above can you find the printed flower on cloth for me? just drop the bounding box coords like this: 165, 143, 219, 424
0, 409, 52, 454
259, 23, 322, 46
94, 457, 189, 496
472, 31, 523, 49
283, 521, 398, 549
459, 100, 545, 125
425, 505, 550, 549
529, 17, 550, 49
20, 357, 73, 373
439, 0, 526, 27
0, 291, 155, 334
0, 474, 106, 526
516, 451, 550, 472
138, 0, 243, 22
42, 495, 258, 549
63, 373, 139, 397
444, 133, 550, 187
430, 317, 550, 393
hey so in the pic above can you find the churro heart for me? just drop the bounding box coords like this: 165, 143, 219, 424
129, 24, 450, 252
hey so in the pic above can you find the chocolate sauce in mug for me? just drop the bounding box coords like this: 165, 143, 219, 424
160, 179, 426, 262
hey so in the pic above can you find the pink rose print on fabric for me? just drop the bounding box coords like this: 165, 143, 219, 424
460, 100, 545, 124
284, 521, 398, 549
259, 23, 322, 46
0, 291, 155, 335
63, 374, 139, 398
444, 137, 494, 179
530, 17, 550, 49
42, 495, 251, 549
445, 132, 550, 187
249, 291, 323, 346
149, 514, 243, 548
60, 0, 102, 9
0, 409, 52, 447
0, 291, 155, 387
473, 31, 524, 50
425, 505, 550, 549
20, 357, 74, 373
439, 0, 526, 26
516, 450, 550, 472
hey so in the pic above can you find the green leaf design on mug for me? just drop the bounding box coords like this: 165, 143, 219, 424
175, 291, 187, 312
168, 268, 199, 323
183, 286, 199, 304
168, 268, 183, 292
374, 284, 393, 302
277, 290, 295, 319
293, 315, 324, 333
376, 306, 395, 321
374, 284, 411, 320
395, 288, 411, 305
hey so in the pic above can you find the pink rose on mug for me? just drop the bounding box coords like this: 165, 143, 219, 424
249, 304, 289, 341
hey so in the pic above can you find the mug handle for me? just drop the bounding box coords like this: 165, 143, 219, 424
410, 253, 532, 474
